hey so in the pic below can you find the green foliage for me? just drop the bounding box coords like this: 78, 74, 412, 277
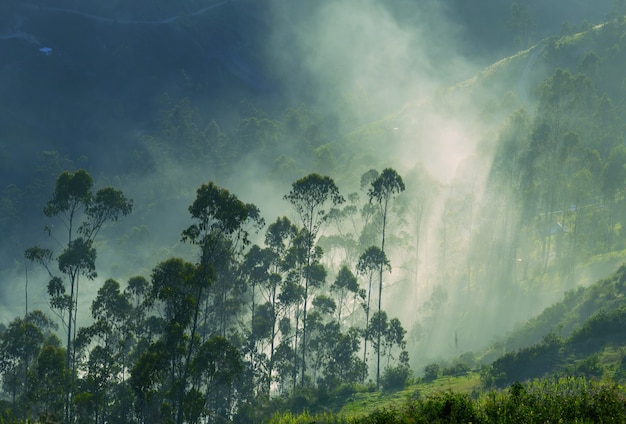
357, 247, 390, 276
191, 336, 243, 386
410, 391, 481, 424
441, 362, 471, 378
486, 333, 564, 387
284, 174, 345, 233
482, 377, 626, 424
31, 344, 68, 419
12, 4, 626, 424
14, 23, 626, 413
21, 169, 133, 423
182, 181, 264, 254
500, 264, 626, 354
266, 377, 626, 424
423, 364, 440, 382
380, 365, 411, 391
482, 280, 626, 387
43, 169, 93, 218
57, 237, 97, 280
267, 410, 351, 424
569, 306, 626, 343
367, 169, 405, 209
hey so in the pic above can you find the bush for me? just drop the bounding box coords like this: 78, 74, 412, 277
576, 353, 603, 377
482, 377, 626, 423
613, 354, 626, 382
381, 365, 411, 391
330, 383, 358, 398
0, 400, 14, 423
411, 392, 482, 424
442, 362, 471, 377
423, 363, 440, 381
288, 387, 316, 414
363, 408, 399, 424
268, 377, 626, 424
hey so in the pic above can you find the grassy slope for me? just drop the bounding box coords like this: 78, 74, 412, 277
305, 254, 626, 419
480, 259, 626, 388
327, 373, 482, 420
496, 256, 626, 353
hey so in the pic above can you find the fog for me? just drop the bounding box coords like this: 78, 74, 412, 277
0, 0, 618, 373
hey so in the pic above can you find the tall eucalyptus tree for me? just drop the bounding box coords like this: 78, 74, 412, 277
367, 168, 405, 388
284, 173, 344, 385
356, 246, 389, 383
24, 169, 132, 424
178, 181, 263, 423
262, 216, 298, 394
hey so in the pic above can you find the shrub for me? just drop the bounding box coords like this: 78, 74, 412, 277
442, 362, 470, 377
423, 363, 440, 382
363, 407, 399, 424
482, 377, 626, 423
576, 353, 603, 377
331, 383, 358, 398
413, 391, 483, 424
381, 365, 411, 391
288, 387, 316, 414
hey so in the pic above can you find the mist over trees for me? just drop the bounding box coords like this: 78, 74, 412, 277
3, 167, 412, 422
4, 0, 626, 422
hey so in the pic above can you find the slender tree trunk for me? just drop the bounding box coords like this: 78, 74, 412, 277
202, 294, 211, 342
292, 305, 299, 392
363, 276, 373, 383
376, 200, 388, 389
268, 282, 277, 395
24, 261, 28, 316
176, 283, 203, 424
65, 272, 76, 424
413, 205, 423, 293
301, 214, 314, 386
338, 289, 344, 323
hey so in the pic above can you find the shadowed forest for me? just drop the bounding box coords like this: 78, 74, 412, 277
4, 0, 626, 423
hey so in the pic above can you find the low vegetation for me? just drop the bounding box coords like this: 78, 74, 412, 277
268, 378, 626, 423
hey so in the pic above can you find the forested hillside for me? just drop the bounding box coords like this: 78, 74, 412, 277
3, 0, 626, 423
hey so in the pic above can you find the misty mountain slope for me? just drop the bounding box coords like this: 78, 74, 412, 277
445, 0, 614, 60
354, 15, 626, 369
4, 3, 626, 421
0, 0, 616, 191
0, 0, 277, 184
479, 263, 626, 387
495, 262, 626, 350
0, 0, 616, 187
2, 0, 626, 382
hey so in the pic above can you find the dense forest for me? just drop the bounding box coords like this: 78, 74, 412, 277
4, 0, 626, 423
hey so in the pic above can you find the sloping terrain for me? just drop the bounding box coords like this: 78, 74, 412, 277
482, 262, 626, 386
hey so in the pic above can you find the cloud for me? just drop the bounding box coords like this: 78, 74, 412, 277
266, 0, 476, 118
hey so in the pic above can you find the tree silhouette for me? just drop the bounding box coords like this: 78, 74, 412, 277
367, 168, 405, 388
357, 246, 389, 383
284, 173, 344, 386
24, 169, 132, 424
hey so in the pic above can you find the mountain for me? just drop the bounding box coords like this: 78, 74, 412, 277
2, 0, 626, 339
3, 3, 626, 421
0, 0, 278, 181
1, 0, 624, 309
0, 0, 615, 183
481, 263, 626, 387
